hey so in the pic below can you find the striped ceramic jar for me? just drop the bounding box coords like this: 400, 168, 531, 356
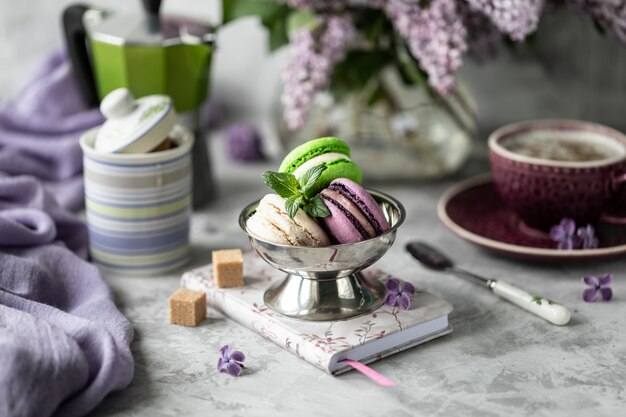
80, 125, 194, 275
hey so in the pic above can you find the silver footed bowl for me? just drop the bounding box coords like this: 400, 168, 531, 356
239, 189, 405, 321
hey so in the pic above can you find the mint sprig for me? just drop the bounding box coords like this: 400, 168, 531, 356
261, 171, 299, 198
262, 165, 331, 219
285, 195, 302, 219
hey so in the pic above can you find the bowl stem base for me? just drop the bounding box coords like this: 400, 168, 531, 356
263, 271, 386, 321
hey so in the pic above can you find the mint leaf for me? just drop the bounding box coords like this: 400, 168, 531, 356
299, 165, 327, 196
302, 195, 330, 218
285, 195, 302, 219
262, 171, 300, 198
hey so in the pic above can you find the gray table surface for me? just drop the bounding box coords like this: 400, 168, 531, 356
92, 137, 626, 417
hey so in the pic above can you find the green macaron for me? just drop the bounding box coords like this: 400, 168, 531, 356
279, 137, 362, 194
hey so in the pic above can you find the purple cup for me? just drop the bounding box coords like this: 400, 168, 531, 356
489, 119, 626, 231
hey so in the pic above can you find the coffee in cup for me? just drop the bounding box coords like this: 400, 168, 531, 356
489, 120, 626, 231
501, 132, 619, 162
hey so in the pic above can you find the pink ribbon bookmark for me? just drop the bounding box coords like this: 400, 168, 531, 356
341, 359, 397, 387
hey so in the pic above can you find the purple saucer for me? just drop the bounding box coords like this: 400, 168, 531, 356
438, 174, 626, 262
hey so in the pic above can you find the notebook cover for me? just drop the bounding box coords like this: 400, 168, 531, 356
181, 253, 454, 375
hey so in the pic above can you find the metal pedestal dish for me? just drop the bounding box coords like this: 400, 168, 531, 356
239, 190, 405, 321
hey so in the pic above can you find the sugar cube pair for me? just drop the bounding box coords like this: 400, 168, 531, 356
169, 249, 244, 327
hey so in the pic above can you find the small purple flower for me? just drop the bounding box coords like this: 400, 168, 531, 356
383, 278, 416, 310
217, 345, 246, 377
226, 123, 264, 162
385, 0, 468, 95
465, 0, 544, 42
576, 224, 599, 249
550, 218, 580, 250
571, 0, 626, 44
550, 218, 600, 250
582, 274, 613, 302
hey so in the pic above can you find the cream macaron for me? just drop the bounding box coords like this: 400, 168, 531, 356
246, 194, 330, 246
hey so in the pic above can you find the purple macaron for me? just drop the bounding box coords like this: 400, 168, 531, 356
319, 179, 390, 244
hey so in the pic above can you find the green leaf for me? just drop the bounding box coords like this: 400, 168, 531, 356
299, 165, 327, 196
222, 0, 289, 24
262, 16, 290, 51
398, 58, 427, 87
285, 195, 302, 219
262, 171, 300, 198
287, 10, 317, 37
330, 50, 391, 101
361, 11, 387, 42
222, 0, 292, 50
593, 18, 607, 36
365, 84, 385, 107
302, 196, 330, 218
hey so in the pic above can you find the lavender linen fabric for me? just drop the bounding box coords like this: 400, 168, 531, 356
0, 175, 134, 417
0, 49, 103, 211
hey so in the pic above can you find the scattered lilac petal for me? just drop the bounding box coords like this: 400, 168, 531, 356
219, 345, 232, 357
230, 351, 246, 363
384, 292, 399, 307
549, 224, 566, 241
401, 281, 416, 295
583, 288, 599, 303
228, 361, 243, 376
583, 276, 599, 287
226, 123, 264, 162
385, 278, 401, 292
582, 273, 614, 303
398, 293, 411, 310
577, 224, 599, 249
217, 344, 246, 377
562, 218, 576, 235
600, 287, 613, 301
550, 218, 599, 250
599, 273, 614, 286
384, 278, 416, 309
551, 218, 577, 249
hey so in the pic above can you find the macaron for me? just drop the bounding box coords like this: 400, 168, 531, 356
319, 179, 390, 244
279, 137, 362, 194
246, 194, 331, 246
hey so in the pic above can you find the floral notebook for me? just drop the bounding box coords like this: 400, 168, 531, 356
181, 254, 453, 375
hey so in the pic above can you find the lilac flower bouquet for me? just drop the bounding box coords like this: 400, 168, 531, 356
222, 0, 626, 132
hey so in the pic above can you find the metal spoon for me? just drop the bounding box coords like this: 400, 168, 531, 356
405, 241, 571, 326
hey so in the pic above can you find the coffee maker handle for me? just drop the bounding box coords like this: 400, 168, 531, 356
142, 0, 162, 15
62, 4, 99, 107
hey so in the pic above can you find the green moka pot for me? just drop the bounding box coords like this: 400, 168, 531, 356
62, 0, 214, 113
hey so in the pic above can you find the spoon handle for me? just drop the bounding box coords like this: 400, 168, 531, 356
491, 281, 571, 326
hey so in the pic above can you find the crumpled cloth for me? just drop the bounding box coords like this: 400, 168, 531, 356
0, 182, 134, 416
0, 49, 103, 211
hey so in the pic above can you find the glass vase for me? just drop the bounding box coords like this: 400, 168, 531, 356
278, 67, 476, 181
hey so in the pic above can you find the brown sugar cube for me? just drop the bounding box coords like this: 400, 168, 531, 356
168, 288, 206, 327
212, 249, 244, 288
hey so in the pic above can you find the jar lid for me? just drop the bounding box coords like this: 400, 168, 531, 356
95, 88, 176, 153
